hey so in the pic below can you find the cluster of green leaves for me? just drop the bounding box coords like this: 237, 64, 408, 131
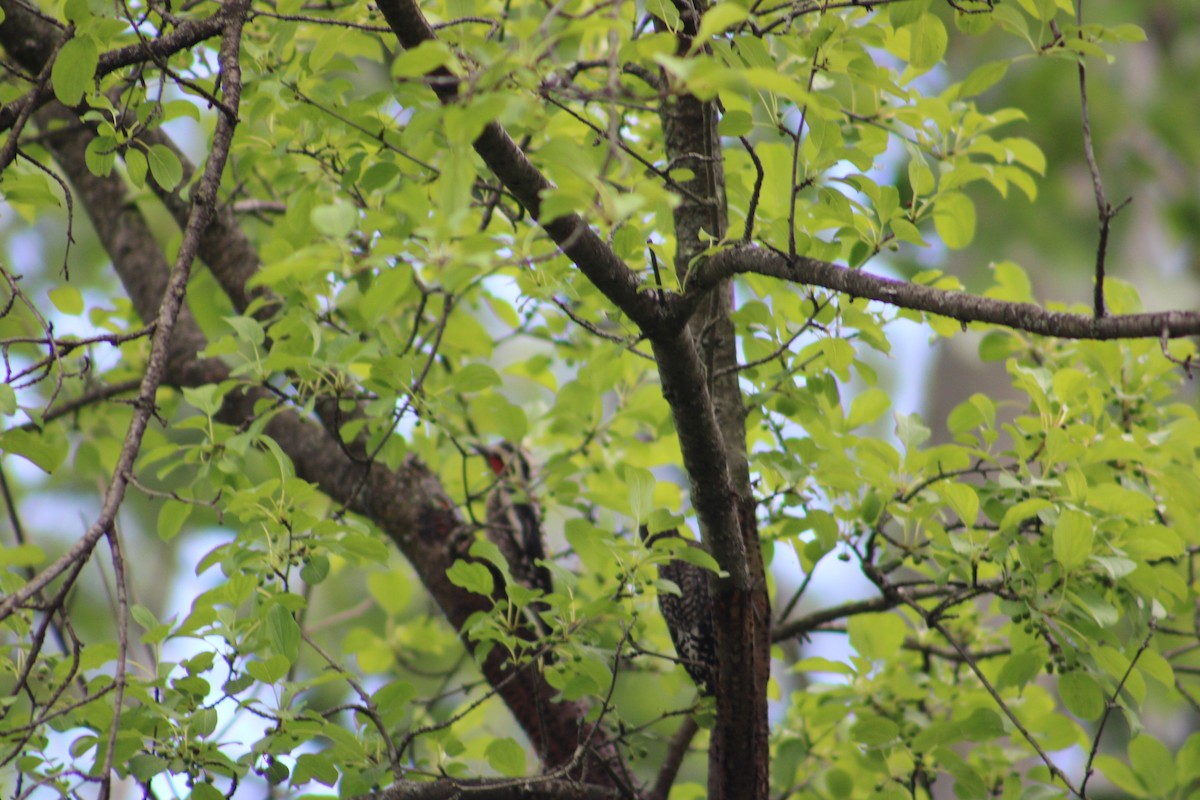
759, 268, 1198, 798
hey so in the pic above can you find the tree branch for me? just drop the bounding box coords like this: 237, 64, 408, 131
362, 777, 622, 800
0, 0, 247, 625
0, 2, 225, 134
772, 579, 1005, 643
372, 0, 669, 336
646, 715, 700, 800
689, 243, 1200, 340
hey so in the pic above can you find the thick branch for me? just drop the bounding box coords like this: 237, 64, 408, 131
365, 777, 622, 800
653, 12, 769, 798
649, 330, 747, 588
646, 715, 700, 800
691, 244, 1200, 340
134, 129, 268, 315
372, 0, 669, 336
0, 2, 225, 134
772, 579, 1006, 643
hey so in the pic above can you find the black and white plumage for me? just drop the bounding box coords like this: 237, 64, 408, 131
476, 442, 553, 599
645, 528, 719, 696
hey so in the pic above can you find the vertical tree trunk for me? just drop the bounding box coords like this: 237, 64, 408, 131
658, 31, 772, 800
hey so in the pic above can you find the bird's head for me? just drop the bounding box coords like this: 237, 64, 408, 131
473, 442, 531, 481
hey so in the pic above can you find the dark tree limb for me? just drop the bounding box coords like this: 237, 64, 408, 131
688, 243, 1200, 341
0, 1, 225, 134
372, 0, 670, 337
645, 715, 700, 800
652, 8, 769, 798
370, 2, 775, 796
361, 777, 623, 800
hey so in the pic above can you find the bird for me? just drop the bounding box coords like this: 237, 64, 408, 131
475, 442, 553, 600
642, 527, 719, 696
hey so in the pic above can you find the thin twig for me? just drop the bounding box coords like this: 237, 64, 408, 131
1079, 625, 1156, 797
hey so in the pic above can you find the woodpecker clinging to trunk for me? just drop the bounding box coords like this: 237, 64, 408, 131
475, 442, 553, 599
642, 527, 719, 696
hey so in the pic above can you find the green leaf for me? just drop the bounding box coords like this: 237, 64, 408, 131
125, 147, 148, 187
300, 554, 330, 585
909, 14, 948, 70
719, 110, 753, 137
485, 737, 527, 777
694, 3, 749, 47
368, 569, 413, 614
1058, 671, 1104, 720
52, 36, 98, 105
1052, 509, 1093, 571
0, 428, 69, 473
190, 782, 225, 800
0, 543, 45, 568
978, 330, 1020, 362
909, 156, 935, 195
674, 542, 722, 574
471, 393, 528, 443
156, 499, 192, 541
826, 768, 853, 798
147, 144, 183, 191
1120, 525, 1182, 560
1105, 23, 1147, 42
959, 708, 1005, 740
82, 135, 115, 173
793, 656, 856, 676
267, 602, 302, 663
450, 363, 502, 393
997, 651, 1044, 691
959, 61, 1009, 97
1002, 137, 1046, 175
1178, 733, 1200, 786
292, 753, 339, 787
890, 0, 930, 27
1129, 735, 1175, 794
851, 713, 900, 746
129, 604, 158, 632
1094, 755, 1145, 798
128, 754, 168, 781
939, 483, 979, 527
846, 388, 889, 429
446, 560, 495, 597
0, 385, 15, 416
311, 203, 358, 238
392, 40, 455, 78
623, 465, 655, 523
1000, 498, 1051, 533
912, 721, 961, 751
933, 191, 976, 249
245, 654, 291, 683
1017, 0, 1056, 22
1137, 649, 1174, 689
373, 680, 416, 725
48, 285, 84, 315
181, 384, 226, 415
847, 613, 906, 661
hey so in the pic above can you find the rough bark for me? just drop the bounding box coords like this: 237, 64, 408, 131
654, 6, 771, 796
